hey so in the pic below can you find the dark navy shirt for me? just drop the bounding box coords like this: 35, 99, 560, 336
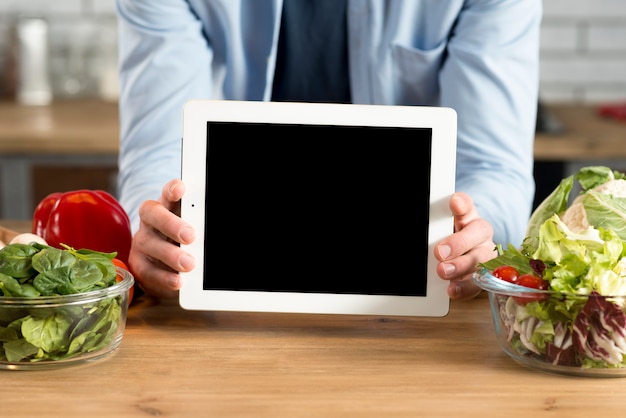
271, 0, 351, 103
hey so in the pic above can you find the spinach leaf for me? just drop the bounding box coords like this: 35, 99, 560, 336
0, 243, 125, 363
3, 339, 40, 362
0, 273, 40, 297
31, 248, 113, 295
31, 247, 76, 273
33, 261, 106, 295
0, 326, 18, 342
0, 243, 39, 278
21, 314, 73, 353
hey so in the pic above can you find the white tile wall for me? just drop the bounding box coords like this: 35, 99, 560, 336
1, 0, 84, 16
1, 0, 626, 104
541, 0, 626, 104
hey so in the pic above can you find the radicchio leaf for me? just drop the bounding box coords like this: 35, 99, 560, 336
529, 259, 546, 278
545, 322, 581, 366
573, 291, 626, 365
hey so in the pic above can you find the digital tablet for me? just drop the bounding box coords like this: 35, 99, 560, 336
179, 100, 456, 317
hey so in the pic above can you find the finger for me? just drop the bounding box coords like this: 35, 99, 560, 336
435, 216, 494, 262
159, 179, 186, 214
448, 192, 475, 226
436, 192, 497, 300
133, 222, 195, 274
138, 200, 196, 246
437, 240, 496, 281
447, 275, 483, 301
129, 228, 190, 299
129, 251, 181, 299
435, 192, 488, 261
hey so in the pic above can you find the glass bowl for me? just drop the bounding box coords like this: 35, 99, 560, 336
0, 267, 134, 370
474, 268, 626, 378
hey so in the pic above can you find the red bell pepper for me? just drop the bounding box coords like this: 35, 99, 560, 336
598, 102, 626, 121
31, 190, 132, 266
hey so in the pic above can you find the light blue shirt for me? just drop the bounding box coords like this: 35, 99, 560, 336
116, 0, 541, 247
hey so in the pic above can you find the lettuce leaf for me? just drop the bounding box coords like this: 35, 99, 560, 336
581, 192, 626, 240
526, 176, 573, 241
484, 166, 626, 369
575, 166, 626, 191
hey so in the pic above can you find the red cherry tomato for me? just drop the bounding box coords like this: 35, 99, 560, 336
492, 265, 520, 284
113, 258, 134, 305
513, 274, 550, 305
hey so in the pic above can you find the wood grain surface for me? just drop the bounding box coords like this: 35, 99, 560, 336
0, 100, 118, 154
2, 100, 625, 161
2, 221, 626, 417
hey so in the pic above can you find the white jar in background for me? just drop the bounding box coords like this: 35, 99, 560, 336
15, 17, 52, 106
98, 23, 120, 102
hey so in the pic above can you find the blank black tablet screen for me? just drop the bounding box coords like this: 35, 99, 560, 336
204, 122, 432, 295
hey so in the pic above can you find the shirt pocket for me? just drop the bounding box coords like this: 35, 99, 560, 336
391, 40, 446, 105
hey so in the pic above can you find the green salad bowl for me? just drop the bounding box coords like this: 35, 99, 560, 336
474, 268, 626, 378
0, 267, 134, 370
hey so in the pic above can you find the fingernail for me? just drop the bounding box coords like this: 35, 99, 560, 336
180, 225, 195, 243
447, 283, 458, 299
442, 262, 456, 276
438, 244, 451, 259
168, 181, 179, 195
167, 275, 181, 289
451, 284, 461, 298
179, 253, 195, 270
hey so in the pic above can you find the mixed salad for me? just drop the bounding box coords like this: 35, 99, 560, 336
480, 166, 626, 369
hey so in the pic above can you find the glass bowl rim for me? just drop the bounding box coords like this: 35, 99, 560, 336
0, 266, 134, 306
473, 267, 626, 299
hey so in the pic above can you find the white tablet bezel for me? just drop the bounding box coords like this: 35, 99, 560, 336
179, 100, 456, 317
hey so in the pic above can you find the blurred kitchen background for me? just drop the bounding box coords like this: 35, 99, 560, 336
1, 0, 625, 104
1, 0, 626, 219
0, 0, 118, 102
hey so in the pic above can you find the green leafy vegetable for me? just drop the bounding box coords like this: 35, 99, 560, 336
575, 165, 626, 191
526, 176, 573, 242
0, 243, 41, 279
526, 166, 626, 242
480, 166, 626, 369
0, 243, 127, 363
579, 192, 626, 240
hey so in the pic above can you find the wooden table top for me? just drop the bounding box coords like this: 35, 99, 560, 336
2, 220, 626, 417
1, 100, 625, 161
0, 100, 119, 154
534, 104, 626, 161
